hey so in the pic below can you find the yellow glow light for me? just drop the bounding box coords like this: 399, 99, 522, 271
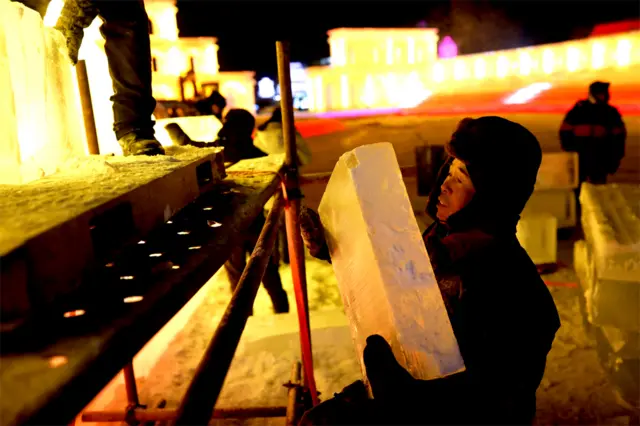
361, 74, 375, 107
433, 63, 445, 83
542, 49, 554, 74
496, 56, 509, 78
48, 355, 68, 368
166, 47, 187, 76
386, 38, 394, 65
154, 7, 179, 41
616, 38, 631, 67
453, 61, 466, 80
567, 46, 580, 72
340, 74, 350, 109
474, 58, 486, 79
314, 76, 324, 111
201, 45, 218, 74
519, 52, 532, 76
221, 80, 248, 95
591, 42, 605, 69
407, 37, 415, 65
331, 38, 346, 66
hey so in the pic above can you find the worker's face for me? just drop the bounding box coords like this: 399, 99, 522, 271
590, 90, 610, 104
437, 159, 476, 222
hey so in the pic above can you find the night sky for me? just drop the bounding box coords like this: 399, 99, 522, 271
176, 0, 639, 78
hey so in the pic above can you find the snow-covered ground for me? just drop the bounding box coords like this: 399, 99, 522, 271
77, 241, 638, 426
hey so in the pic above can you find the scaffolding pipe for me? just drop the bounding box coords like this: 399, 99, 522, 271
285, 362, 302, 426
173, 192, 286, 425
75, 60, 100, 155
122, 362, 139, 408
276, 40, 319, 407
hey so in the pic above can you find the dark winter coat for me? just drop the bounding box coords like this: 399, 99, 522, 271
215, 109, 266, 163
363, 117, 561, 425
559, 100, 626, 183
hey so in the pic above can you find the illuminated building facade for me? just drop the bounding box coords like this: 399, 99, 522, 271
306, 27, 640, 111
145, 0, 255, 107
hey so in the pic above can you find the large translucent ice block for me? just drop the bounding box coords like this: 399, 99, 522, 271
318, 142, 465, 382
6, 3, 48, 174
0, 0, 86, 184
44, 27, 86, 170
0, 0, 21, 184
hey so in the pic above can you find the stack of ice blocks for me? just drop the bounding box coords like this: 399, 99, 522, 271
319, 142, 465, 385
574, 182, 640, 408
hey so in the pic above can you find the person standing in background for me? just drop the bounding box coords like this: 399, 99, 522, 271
559, 81, 626, 185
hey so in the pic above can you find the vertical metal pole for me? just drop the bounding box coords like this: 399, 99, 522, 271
75, 60, 100, 155
123, 362, 139, 408
285, 362, 302, 426
276, 40, 319, 406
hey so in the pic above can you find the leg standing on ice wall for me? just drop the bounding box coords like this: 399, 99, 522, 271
15, 0, 164, 156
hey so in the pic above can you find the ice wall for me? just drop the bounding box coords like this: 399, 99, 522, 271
318, 142, 465, 383
0, 0, 86, 184
0, 1, 20, 184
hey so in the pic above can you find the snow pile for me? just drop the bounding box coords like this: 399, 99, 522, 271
319, 142, 464, 382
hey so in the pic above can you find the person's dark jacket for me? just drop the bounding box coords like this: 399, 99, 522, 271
215, 109, 266, 163
559, 94, 626, 183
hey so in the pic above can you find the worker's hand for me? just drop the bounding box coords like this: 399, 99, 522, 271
299, 205, 331, 263
363, 335, 415, 403
53, 0, 99, 65
364, 334, 469, 424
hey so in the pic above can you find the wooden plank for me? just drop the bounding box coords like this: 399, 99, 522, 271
0, 154, 284, 426
0, 147, 226, 322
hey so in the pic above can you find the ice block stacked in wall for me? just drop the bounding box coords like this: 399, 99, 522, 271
0, 0, 85, 184
318, 142, 465, 382
575, 183, 640, 332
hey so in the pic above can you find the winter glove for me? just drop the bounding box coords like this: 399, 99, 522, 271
298, 380, 374, 425
299, 206, 331, 263
363, 335, 415, 403
363, 334, 471, 424
54, 0, 98, 65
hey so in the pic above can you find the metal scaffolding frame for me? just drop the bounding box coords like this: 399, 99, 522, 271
77, 40, 318, 426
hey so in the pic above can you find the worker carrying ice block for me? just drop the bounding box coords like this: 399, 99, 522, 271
299, 117, 560, 425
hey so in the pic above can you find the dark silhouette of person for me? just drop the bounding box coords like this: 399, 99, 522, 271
560, 81, 626, 185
